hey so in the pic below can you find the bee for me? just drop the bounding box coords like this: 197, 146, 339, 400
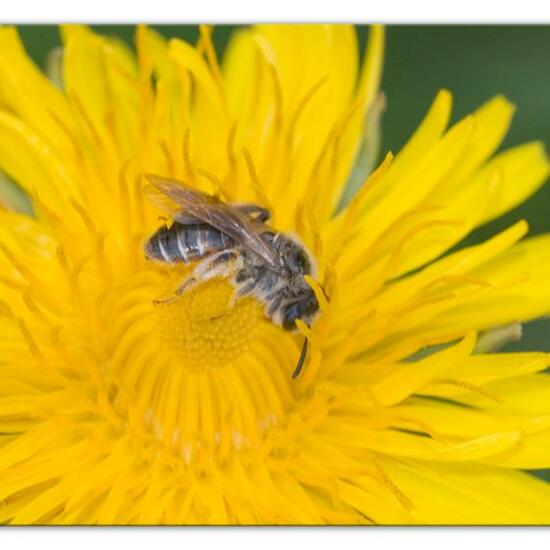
144, 174, 321, 378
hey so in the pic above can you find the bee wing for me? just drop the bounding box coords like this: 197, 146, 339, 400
144, 184, 203, 225
145, 174, 279, 268
144, 183, 177, 214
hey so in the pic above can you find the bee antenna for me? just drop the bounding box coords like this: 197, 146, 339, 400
292, 334, 309, 379
319, 283, 330, 303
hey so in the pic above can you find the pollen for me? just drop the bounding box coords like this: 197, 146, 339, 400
157, 278, 262, 369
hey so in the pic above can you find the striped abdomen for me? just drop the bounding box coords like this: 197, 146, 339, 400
145, 222, 234, 264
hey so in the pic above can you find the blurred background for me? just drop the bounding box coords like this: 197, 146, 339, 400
13, 24, 550, 354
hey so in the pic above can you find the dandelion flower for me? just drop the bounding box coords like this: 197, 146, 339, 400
1, 24, 550, 525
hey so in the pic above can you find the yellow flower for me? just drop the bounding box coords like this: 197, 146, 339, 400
1, 23, 550, 525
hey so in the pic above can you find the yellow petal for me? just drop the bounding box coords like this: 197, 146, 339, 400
222, 25, 367, 222
169, 37, 230, 172
356, 89, 452, 216
437, 374, 550, 416
369, 332, 476, 406
357, 25, 384, 109
0, 111, 77, 206
256, 24, 357, 120
343, 108, 473, 273
337, 479, 411, 524
363, 221, 527, 323
445, 352, 550, 385
477, 142, 550, 224
438, 95, 515, 187
61, 25, 140, 156
420, 233, 550, 338
381, 458, 550, 524
0, 27, 75, 153
221, 27, 259, 131
393, 140, 549, 277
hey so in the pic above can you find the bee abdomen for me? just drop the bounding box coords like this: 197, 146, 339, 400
145, 222, 234, 264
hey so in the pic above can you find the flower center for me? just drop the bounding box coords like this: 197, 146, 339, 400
157, 278, 262, 369
106, 270, 296, 468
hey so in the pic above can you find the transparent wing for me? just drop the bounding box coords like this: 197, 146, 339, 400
144, 184, 202, 225
144, 184, 177, 214
145, 174, 279, 268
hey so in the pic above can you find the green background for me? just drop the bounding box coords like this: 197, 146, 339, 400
14, 24, 550, 355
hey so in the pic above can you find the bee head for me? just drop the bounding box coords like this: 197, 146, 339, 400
281, 286, 320, 331
288, 249, 312, 275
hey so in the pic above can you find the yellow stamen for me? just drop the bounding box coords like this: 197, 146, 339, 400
267, 64, 283, 129
304, 275, 329, 312
286, 76, 328, 143
371, 460, 414, 511
433, 377, 505, 404
198, 25, 225, 97
17, 318, 42, 358
243, 147, 272, 211
70, 198, 97, 237
158, 139, 175, 177
225, 121, 239, 186
182, 127, 196, 184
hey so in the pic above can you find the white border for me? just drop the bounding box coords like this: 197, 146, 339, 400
1, 0, 549, 547
2, 0, 550, 23
0, 527, 546, 549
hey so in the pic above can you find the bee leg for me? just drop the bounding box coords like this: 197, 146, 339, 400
153, 276, 199, 306
230, 265, 261, 307
267, 294, 283, 318
229, 280, 257, 308
234, 204, 271, 223
189, 251, 240, 300
154, 251, 239, 306
194, 250, 238, 279
192, 251, 242, 315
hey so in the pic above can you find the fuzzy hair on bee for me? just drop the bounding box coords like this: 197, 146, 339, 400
144, 174, 322, 378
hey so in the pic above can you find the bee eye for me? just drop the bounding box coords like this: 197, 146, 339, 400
293, 251, 310, 274
282, 303, 301, 330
